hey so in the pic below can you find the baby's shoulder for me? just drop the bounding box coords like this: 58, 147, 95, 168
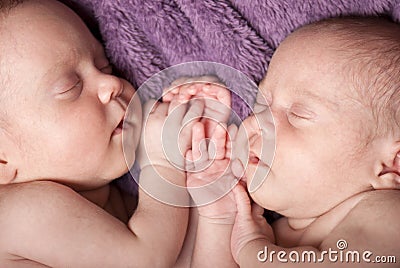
337, 190, 400, 232
0, 180, 78, 223
350, 189, 400, 219
0, 180, 77, 210
0, 180, 77, 208
0, 181, 82, 258
0, 181, 80, 247
322, 190, 400, 255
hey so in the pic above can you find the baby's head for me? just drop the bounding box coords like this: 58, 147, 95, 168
0, 0, 142, 190
235, 17, 400, 218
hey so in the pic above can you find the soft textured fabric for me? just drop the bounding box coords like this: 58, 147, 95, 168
61, 0, 400, 195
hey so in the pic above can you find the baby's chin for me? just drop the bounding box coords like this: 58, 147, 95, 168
98, 154, 132, 184
64, 177, 111, 192
114, 157, 132, 177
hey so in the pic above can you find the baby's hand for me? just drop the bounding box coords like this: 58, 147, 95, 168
163, 76, 231, 138
231, 184, 274, 264
137, 99, 204, 178
186, 121, 238, 223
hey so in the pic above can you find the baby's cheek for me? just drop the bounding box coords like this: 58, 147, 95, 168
244, 164, 257, 185
123, 127, 141, 169
123, 95, 143, 167
249, 184, 268, 209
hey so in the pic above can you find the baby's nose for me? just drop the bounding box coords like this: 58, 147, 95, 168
97, 75, 123, 104
233, 115, 260, 160
241, 115, 261, 143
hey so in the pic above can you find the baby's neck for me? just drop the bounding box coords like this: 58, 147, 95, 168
274, 192, 368, 248
287, 217, 316, 230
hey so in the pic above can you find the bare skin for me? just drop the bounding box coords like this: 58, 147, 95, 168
0, 0, 189, 266
230, 20, 400, 267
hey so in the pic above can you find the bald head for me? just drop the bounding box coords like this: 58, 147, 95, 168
285, 17, 400, 138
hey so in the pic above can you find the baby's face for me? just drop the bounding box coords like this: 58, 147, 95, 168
0, 0, 142, 190
235, 33, 379, 218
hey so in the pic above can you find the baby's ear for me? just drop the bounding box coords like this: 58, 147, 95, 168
374, 142, 400, 190
0, 153, 17, 184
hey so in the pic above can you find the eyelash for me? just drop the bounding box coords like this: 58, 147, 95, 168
100, 64, 113, 75
288, 111, 304, 119
63, 80, 82, 96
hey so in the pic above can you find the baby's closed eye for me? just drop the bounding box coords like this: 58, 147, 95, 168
99, 63, 113, 75
287, 104, 316, 122
53, 75, 83, 99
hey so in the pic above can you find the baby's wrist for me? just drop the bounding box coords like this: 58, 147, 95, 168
198, 213, 236, 225
236, 238, 270, 266
139, 165, 189, 206
141, 164, 185, 186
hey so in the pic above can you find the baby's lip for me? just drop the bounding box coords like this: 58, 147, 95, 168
112, 119, 123, 136
249, 155, 260, 165
112, 116, 132, 136
114, 115, 135, 131
249, 150, 271, 168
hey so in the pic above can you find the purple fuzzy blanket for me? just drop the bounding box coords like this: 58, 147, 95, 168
62, 0, 400, 194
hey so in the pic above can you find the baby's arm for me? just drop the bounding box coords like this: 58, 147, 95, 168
0, 180, 184, 267
186, 122, 238, 268
164, 76, 237, 267
0, 100, 193, 267
131, 99, 197, 266
231, 187, 400, 267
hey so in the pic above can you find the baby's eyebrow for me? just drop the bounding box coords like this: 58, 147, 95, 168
256, 85, 272, 105
298, 90, 339, 112
39, 50, 80, 86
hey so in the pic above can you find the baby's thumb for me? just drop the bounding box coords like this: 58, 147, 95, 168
231, 158, 245, 179
251, 203, 265, 220
232, 184, 252, 219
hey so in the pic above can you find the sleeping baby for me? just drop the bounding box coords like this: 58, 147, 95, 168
0, 0, 230, 266
173, 16, 400, 267
231, 16, 400, 267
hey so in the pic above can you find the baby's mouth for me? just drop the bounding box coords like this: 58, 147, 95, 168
249, 155, 260, 164
112, 120, 124, 135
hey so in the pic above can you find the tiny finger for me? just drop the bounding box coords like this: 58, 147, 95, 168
182, 99, 205, 126
168, 97, 187, 116
226, 124, 238, 158
153, 101, 169, 116
209, 123, 227, 160
251, 203, 265, 219
142, 99, 159, 117
217, 88, 232, 107
192, 122, 206, 163
178, 84, 195, 102
162, 88, 178, 102
232, 184, 252, 218
185, 149, 194, 171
